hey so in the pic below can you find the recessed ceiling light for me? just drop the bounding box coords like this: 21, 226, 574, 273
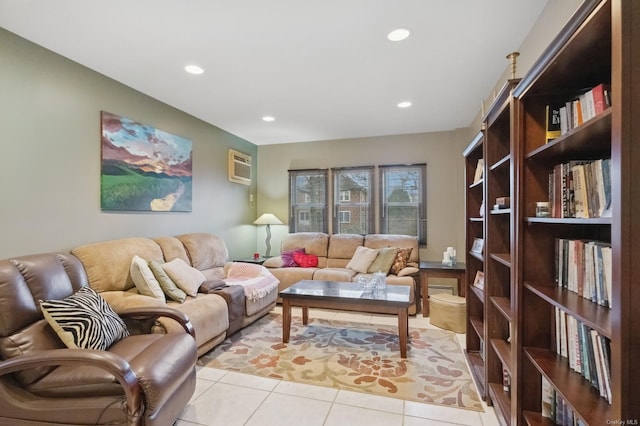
397, 101, 412, 108
184, 64, 204, 75
387, 28, 411, 42
262, 116, 275, 122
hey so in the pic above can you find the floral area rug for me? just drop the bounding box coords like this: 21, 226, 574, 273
198, 313, 483, 411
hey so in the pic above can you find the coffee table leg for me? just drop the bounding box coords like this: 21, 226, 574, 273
282, 299, 291, 343
398, 308, 409, 358
302, 306, 309, 325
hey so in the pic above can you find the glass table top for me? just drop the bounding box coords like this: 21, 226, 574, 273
280, 280, 411, 303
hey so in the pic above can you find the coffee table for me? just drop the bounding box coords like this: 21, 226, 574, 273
279, 280, 413, 357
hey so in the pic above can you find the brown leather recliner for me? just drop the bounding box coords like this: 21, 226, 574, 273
0, 253, 198, 425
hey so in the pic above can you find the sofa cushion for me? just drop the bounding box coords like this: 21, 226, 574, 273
364, 234, 419, 263
177, 233, 229, 270
313, 268, 356, 282
162, 258, 207, 297
390, 248, 413, 275
130, 255, 165, 301
368, 247, 399, 274
262, 256, 283, 268
346, 246, 379, 273
40, 286, 129, 351
328, 234, 365, 259
71, 238, 164, 293
281, 232, 329, 258
165, 295, 229, 348
148, 260, 187, 303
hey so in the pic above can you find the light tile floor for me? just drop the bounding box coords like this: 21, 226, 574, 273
177, 307, 499, 426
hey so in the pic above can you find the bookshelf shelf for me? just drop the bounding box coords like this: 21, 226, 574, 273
490, 253, 511, 268
524, 217, 612, 225
492, 339, 512, 374
490, 154, 511, 171
488, 383, 512, 425
524, 283, 612, 337
524, 347, 611, 425
491, 296, 512, 322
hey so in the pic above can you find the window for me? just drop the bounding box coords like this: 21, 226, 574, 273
332, 167, 374, 234
289, 169, 328, 232
379, 164, 426, 244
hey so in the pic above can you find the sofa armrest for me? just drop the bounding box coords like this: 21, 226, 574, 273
0, 349, 142, 421
118, 306, 195, 338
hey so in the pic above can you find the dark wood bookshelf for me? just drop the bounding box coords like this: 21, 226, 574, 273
465, 1, 639, 423
506, 0, 640, 423
464, 131, 486, 397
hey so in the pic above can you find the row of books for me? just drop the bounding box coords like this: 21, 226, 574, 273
555, 238, 612, 308
555, 308, 612, 403
542, 376, 587, 425
545, 83, 611, 142
548, 159, 611, 219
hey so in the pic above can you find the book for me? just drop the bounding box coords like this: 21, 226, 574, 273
545, 104, 562, 143
541, 376, 554, 418
473, 159, 484, 184
572, 99, 584, 128
592, 83, 611, 114
571, 163, 588, 218
601, 158, 612, 217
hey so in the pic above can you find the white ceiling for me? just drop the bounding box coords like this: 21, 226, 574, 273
0, 0, 549, 145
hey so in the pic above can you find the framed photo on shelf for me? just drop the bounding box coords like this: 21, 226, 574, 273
471, 238, 484, 254
473, 271, 485, 290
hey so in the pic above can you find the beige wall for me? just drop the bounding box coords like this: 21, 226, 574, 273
0, 28, 259, 259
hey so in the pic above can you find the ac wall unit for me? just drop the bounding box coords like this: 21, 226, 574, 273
228, 149, 252, 185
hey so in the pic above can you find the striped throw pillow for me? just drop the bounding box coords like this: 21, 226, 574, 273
40, 286, 129, 350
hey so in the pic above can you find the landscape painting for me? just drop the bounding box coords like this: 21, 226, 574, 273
100, 111, 192, 212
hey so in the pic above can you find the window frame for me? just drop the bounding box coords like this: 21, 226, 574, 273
331, 166, 375, 235
288, 169, 328, 233
378, 164, 427, 244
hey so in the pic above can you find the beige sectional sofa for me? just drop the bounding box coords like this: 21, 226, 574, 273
70, 232, 277, 356
264, 232, 420, 314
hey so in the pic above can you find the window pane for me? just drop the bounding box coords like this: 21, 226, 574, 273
289, 170, 327, 233
380, 165, 426, 244
333, 168, 373, 234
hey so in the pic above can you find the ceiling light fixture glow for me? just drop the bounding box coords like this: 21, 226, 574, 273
397, 101, 412, 108
262, 116, 275, 122
184, 64, 204, 75
387, 28, 411, 42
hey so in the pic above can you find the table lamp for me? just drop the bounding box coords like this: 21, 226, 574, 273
253, 213, 283, 257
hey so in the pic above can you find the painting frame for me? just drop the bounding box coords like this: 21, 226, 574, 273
100, 111, 193, 212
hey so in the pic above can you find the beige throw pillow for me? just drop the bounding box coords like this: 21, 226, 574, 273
149, 260, 187, 303
346, 246, 379, 273
161, 258, 206, 297
130, 255, 166, 301
368, 247, 399, 274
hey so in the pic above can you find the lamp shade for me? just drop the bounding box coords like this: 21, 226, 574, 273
253, 213, 283, 225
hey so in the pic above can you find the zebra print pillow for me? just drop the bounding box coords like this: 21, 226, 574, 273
40, 286, 129, 350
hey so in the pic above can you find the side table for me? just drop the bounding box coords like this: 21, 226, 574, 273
419, 261, 466, 317
233, 257, 268, 265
